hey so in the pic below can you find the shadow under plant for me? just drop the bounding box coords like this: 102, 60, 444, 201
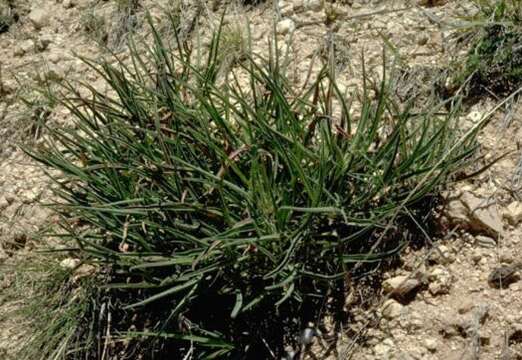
25, 16, 478, 360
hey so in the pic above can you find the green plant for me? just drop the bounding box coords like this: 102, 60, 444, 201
2, 254, 96, 360
451, 0, 522, 98
28, 16, 478, 359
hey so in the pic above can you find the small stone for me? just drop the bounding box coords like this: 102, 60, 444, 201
423, 338, 438, 352
303, 0, 322, 11
429, 245, 455, 264
14, 40, 34, 57
503, 201, 522, 225
373, 341, 393, 357
474, 235, 496, 248
60, 258, 81, 269
36, 35, 52, 51
428, 267, 452, 295
382, 299, 404, 319
73, 264, 96, 280
460, 192, 503, 235
382, 275, 421, 300
417, 34, 429, 45
63, 0, 76, 9
488, 264, 521, 288
0, 196, 8, 210
471, 250, 482, 264
276, 19, 295, 35
28, 8, 50, 30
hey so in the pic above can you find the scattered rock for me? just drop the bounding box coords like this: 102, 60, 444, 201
60, 258, 81, 270
63, 0, 76, 9
474, 235, 496, 248
28, 8, 50, 30
447, 192, 503, 235
503, 201, 522, 225
382, 299, 404, 319
487, 263, 521, 288
428, 266, 452, 295
36, 35, 52, 51
423, 337, 438, 352
373, 338, 395, 357
73, 264, 96, 281
276, 19, 295, 35
429, 245, 455, 264
417, 34, 429, 46
382, 275, 421, 300
13, 39, 34, 57
303, 0, 322, 11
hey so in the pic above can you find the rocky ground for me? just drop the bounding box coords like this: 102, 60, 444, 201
0, 0, 521, 359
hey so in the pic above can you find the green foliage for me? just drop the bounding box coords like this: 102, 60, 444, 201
453, 0, 522, 98
28, 16, 478, 359
4, 255, 96, 360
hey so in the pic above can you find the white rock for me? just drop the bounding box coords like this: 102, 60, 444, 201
28, 8, 50, 30
382, 275, 421, 297
276, 19, 295, 35
428, 267, 452, 295
503, 201, 522, 225
14, 40, 34, 57
60, 258, 81, 269
382, 299, 404, 319
63, 0, 76, 9
474, 235, 496, 248
423, 338, 438, 352
429, 245, 455, 264
303, 0, 322, 11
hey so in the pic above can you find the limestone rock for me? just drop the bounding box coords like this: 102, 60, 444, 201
503, 201, 522, 225
429, 245, 455, 264
428, 266, 452, 295
446, 192, 503, 235
382, 299, 404, 319
474, 235, 496, 248
28, 8, 50, 30
382, 275, 421, 299
60, 258, 80, 269
14, 40, 34, 57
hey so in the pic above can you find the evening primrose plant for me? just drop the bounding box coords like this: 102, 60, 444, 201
27, 15, 478, 359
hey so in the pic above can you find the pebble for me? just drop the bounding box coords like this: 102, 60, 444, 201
14, 40, 34, 57
303, 0, 322, 11
382, 299, 404, 319
428, 267, 453, 295
60, 258, 81, 269
429, 245, 455, 264
63, 0, 76, 9
28, 8, 50, 30
423, 338, 438, 352
382, 275, 421, 299
503, 201, 522, 225
474, 235, 496, 248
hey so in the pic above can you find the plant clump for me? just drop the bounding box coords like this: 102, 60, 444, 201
27, 16, 478, 359
453, 0, 522, 99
